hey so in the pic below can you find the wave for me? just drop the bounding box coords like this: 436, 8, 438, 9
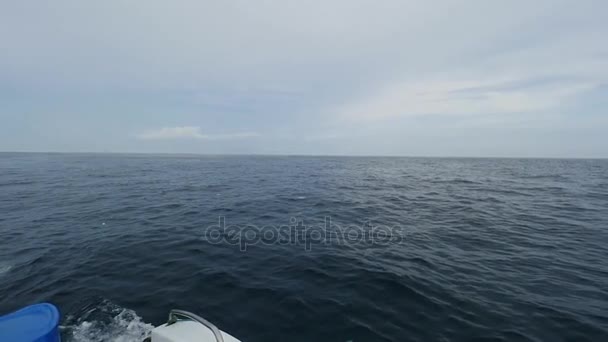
0, 263, 12, 276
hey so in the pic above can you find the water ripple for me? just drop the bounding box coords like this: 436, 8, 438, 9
0, 154, 607, 341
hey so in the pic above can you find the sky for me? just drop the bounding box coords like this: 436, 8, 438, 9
1, 0, 607, 157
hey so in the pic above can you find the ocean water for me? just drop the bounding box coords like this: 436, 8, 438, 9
0, 153, 607, 342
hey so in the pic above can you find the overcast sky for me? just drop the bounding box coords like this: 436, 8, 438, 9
1, 0, 607, 157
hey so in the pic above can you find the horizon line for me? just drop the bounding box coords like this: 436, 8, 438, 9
1, 150, 606, 160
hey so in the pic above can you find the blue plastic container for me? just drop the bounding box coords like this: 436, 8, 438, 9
0, 303, 61, 342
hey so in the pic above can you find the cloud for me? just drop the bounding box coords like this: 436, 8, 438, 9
330, 30, 607, 122
1, 0, 607, 156
332, 76, 598, 121
136, 126, 259, 141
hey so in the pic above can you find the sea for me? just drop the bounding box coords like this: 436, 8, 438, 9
0, 153, 607, 342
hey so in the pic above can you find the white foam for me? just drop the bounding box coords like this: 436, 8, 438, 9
0, 263, 12, 276
64, 304, 153, 342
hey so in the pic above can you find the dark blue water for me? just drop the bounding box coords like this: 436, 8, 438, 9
1, 153, 607, 342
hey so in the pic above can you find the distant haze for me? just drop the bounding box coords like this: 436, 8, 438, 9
1, 0, 607, 157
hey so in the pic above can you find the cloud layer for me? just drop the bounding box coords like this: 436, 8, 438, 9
136, 127, 259, 141
1, 0, 606, 156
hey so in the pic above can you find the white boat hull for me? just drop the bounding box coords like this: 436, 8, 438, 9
150, 310, 242, 342
152, 321, 241, 342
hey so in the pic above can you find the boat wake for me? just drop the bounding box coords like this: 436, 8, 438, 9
62, 299, 153, 342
